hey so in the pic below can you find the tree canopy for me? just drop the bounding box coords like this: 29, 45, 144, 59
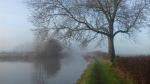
27, 0, 150, 63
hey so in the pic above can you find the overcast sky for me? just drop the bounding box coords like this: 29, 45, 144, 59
0, 0, 150, 55
0, 0, 34, 51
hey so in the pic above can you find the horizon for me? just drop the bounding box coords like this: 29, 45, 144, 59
0, 0, 150, 55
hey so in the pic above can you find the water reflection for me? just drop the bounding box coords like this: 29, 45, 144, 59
33, 57, 62, 84
32, 39, 68, 84
0, 39, 75, 84
0, 53, 68, 84
0, 51, 86, 84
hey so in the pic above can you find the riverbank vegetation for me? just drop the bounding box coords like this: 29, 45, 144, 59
77, 57, 132, 84
77, 60, 101, 84
78, 55, 150, 84
116, 56, 150, 84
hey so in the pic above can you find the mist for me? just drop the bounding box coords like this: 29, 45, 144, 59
0, 0, 150, 55
86, 29, 150, 55
0, 0, 150, 84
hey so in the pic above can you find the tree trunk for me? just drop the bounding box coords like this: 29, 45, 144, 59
108, 36, 116, 65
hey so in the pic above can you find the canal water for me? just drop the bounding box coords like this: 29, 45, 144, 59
0, 52, 87, 84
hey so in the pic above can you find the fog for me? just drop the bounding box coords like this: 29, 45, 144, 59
0, 0, 150, 55
0, 1, 150, 84
86, 29, 150, 55
0, 0, 34, 51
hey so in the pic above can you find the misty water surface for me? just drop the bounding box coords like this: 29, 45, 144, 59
0, 52, 87, 84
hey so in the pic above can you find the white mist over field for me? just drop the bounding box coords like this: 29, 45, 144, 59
0, 0, 150, 55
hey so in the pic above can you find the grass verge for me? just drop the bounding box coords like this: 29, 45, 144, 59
77, 60, 101, 84
77, 58, 133, 84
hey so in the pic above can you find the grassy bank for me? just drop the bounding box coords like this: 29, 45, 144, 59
77, 58, 132, 84
77, 60, 101, 84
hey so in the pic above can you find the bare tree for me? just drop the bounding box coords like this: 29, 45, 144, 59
27, 0, 149, 64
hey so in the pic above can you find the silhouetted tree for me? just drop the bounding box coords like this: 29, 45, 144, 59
27, 0, 149, 64
35, 39, 63, 58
